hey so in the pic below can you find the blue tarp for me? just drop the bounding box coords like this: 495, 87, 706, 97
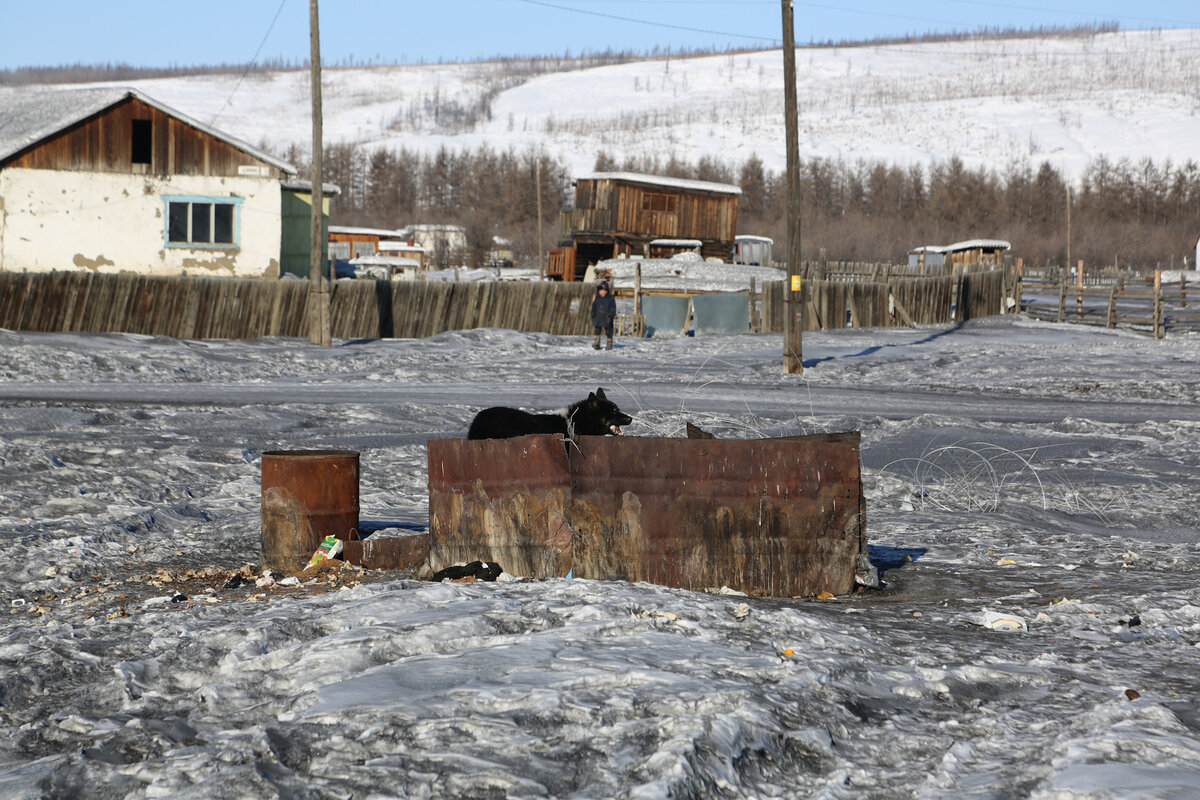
692, 292, 750, 335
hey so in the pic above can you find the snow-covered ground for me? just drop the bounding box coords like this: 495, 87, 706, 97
2, 316, 1199, 798
8, 28, 1199, 182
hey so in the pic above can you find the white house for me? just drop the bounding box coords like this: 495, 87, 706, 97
400, 224, 468, 268
0, 87, 300, 279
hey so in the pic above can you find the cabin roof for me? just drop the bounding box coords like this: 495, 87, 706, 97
578, 171, 742, 196
0, 86, 295, 174
329, 225, 400, 237
909, 239, 1011, 254
649, 238, 703, 247
281, 179, 341, 196
379, 240, 426, 253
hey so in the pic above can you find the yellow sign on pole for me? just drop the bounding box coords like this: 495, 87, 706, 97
791, 275, 802, 292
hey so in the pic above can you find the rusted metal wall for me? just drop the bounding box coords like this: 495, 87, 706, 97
427, 432, 866, 597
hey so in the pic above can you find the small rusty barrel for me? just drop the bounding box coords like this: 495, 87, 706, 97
261, 450, 360, 571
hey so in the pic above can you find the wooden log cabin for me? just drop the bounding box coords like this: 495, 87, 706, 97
547, 172, 741, 280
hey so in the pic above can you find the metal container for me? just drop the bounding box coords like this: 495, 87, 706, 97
427, 432, 865, 597
261, 450, 360, 571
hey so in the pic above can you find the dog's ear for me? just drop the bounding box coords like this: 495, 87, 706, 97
595, 387, 607, 400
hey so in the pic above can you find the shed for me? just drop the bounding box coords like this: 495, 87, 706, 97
908, 239, 1011, 274
280, 179, 340, 280
647, 238, 703, 259
734, 234, 774, 266
0, 87, 304, 278
379, 239, 427, 268
328, 225, 402, 261
550, 172, 741, 280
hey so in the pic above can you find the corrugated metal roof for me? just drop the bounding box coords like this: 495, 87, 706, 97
0, 86, 296, 174
579, 171, 742, 196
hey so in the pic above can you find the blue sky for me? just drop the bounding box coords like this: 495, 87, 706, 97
1, 0, 1197, 70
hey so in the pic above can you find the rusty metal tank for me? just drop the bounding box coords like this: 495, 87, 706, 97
427, 432, 866, 597
260, 450, 360, 571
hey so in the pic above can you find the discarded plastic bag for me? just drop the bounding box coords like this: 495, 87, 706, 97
978, 610, 1027, 632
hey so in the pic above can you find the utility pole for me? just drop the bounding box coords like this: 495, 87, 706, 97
308, 0, 331, 346
1065, 182, 1072, 277
782, 0, 803, 373
536, 156, 544, 278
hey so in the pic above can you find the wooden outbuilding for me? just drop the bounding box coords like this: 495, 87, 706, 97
908, 239, 1011, 274
548, 172, 741, 280
328, 226, 402, 261
0, 87, 317, 279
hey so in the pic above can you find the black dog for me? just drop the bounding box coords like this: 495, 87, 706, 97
467, 387, 633, 440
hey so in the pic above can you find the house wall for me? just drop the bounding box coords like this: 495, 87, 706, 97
0, 168, 282, 278
408, 228, 467, 267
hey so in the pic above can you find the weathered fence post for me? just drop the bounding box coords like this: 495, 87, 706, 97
749, 277, 761, 333
1057, 276, 1067, 323
1076, 260, 1084, 321
1106, 286, 1117, 328
1154, 269, 1165, 338
1014, 258, 1024, 312
634, 263, 642, 318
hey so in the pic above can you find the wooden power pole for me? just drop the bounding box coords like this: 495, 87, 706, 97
536, 156, 544, 278
308, 0, 331, 346
782, 0, 803, 373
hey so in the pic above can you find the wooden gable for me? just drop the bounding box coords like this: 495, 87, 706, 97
6, 96, 282, 179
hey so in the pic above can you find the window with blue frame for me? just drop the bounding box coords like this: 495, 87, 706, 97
164, 197, 241, 247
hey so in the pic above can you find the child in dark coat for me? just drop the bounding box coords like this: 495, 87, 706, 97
590, 281, 616, 350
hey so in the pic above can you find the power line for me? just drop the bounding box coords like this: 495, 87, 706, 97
211, 0, 289, 126
514, 0, 781, 45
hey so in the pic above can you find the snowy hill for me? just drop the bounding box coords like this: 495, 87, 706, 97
6, 28, 1199, 180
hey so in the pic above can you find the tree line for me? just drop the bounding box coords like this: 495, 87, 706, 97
288, 141, 1200, 271
599, 150, 1200, 270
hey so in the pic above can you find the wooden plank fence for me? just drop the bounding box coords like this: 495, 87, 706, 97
0, 272, 597, 340
1, 268, 1020, 342
757, 269, 1011, 333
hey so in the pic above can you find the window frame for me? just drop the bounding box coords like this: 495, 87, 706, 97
163, 196, 243, 249
641, 192, 677, 215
